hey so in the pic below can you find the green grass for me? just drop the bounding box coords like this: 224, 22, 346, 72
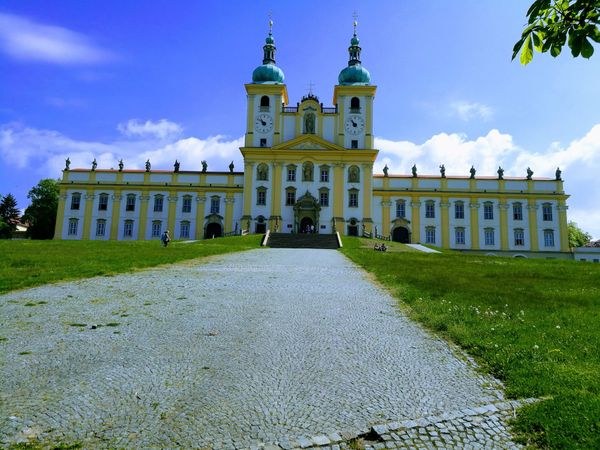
0, 236, 261, 294
340, 237, 600, 449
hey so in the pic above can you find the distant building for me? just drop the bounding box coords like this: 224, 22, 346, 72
54, 22, 570, 257
574, 240, 600, 262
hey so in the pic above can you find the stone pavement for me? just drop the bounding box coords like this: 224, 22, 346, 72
1, 249, 521, 449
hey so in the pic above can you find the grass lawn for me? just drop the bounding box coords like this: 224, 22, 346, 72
0, 236, 261, 294
341, 237, 600, 449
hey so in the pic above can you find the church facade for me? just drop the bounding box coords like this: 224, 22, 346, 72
54, 23, 570, 256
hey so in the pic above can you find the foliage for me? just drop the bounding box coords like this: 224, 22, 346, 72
341, 237, 600, 448
513, 0, 600, 64
22, 179, 59, 240
0, 193, 20, 239
0, 235, 261, 294
568, 220, 593, 247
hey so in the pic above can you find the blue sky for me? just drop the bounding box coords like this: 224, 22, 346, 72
1, 1, 599, 238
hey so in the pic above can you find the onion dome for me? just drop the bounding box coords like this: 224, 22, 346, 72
338, 21, 371, 85
252, 20, 285, 84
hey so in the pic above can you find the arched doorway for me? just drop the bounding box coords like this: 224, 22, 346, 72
300, 217, 314, 233
347, 218, 359, 236
392, 226, 410, 243
205, 222, 222, 239
255, 216, 267, 234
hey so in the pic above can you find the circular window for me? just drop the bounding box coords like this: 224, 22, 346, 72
350, 219, 357, 226
257, 216, 265, 224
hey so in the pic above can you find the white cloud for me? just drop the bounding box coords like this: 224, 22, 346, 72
0, 13, 113, 64
449, 101, 493, 122
117, 119, 183, 140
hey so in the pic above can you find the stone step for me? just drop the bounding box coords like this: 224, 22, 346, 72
267, 233, 340, 249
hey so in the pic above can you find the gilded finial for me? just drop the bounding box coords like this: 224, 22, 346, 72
268, 12, 273, 34
352, 11, 358, 34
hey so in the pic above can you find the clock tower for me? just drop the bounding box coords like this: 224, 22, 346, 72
244, 20, 288, 149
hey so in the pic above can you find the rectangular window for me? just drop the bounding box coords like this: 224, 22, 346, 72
351, 140, 358, 149
124, 220, 133, 237
425, 227, 436, 244
257, 190, 266, 205
484, 203, 494, 220
454, 202, 464, 219
151, 221, 162, 237
543, 204, 553, 221
70, 194, 81, 210
455, 228, 465, 245
396, 201, 405, 218
320, 169, 329, 183
260, 138, 267, 147
68, 219, 78, 236
514, 229, 524, 246
180, 221, 190, 239
126, 195, 136, 212
98, 194, 108, 211
349, 192, 358, 208
96, 220, 106, 237
154, 196, 163, 212
513, 203, 523, 221
319, 191, 329, 207
210, 197, 220, 214
287, 168, 296, 182
182, 197, 192, 213
544, 229, 555, 247
425, 202, 435, 218
485, 228, 495, 246
286, 191, 295, 206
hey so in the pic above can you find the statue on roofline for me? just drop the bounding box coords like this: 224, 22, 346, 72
497, 166, 504, 180
145, 159, 151, 172
91, 158, 97, 171
229, 161, 234, 173
201, 160, 208, 173
64, 157, 70, 171
555, 167, 562, 181
439, 164, 446, 178
469, 165, 476, 179
411, 164, 417, 178
383, 164, 389, 177
526, 167, 534, 180
174, 160, 180, 173
118, 159, 124, 171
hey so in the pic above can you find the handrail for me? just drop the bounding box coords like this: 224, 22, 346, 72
261, 229, 270, 246
335, 231, 343, 248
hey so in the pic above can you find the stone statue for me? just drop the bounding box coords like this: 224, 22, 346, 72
145, 159, 151, 172
555, 167, 562, 181
348, 165, 359, 183
526, 167, 533, 180
412, 164, 417, 178
118, 159, 124, 171
383, 164, 389, 177
469, 165, 476, 179
439, 164, 446, 178
229, 161, 234, 173
174, 160, 180, 173
303, 163, 313, 181
304, 113, 315, 134
91, 158, 97, 171
201, 160, 207, 173
64, 157, 70, 171
497, 166, 504, 180
257, 164, 268, 180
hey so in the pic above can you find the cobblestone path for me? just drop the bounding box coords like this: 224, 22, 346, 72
1, 249, 521, 449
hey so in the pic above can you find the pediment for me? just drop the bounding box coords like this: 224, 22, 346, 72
272, 134, 345, 152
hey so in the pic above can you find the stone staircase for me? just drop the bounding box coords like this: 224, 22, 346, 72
267, 233, 340, 249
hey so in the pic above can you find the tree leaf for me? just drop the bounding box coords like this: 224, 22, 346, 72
521, 34, 534, 64
581, 37, 595, 57
551, 44, 562, 56
533, 32, 544, 51
512, 37, 526, 60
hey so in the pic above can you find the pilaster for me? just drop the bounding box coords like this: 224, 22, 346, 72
243, 162, 255, 217
333, 163, 345, 219
558, 201, 569, 252
271, 162, 282, 218
527, 200, 539, 251
225, 196, 235, 233
82, 192, 95, 240
195, 195, 206, 239
499, 202, 509, 250
440, 199, 450, 248
167, 195, 178, 235
138, 192, 150, 240
362, 163, 373, 231
54, 192, 67, 240
469, 202, 480, 249
381, 199, 392, 236
109, 192, 122, 240
411, 200, 421, 243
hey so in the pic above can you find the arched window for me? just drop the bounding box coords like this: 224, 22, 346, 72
70, 192, 81, 210
513, 202, 523, 220
153, 194, 164, 212
126, 194, 136, 212
98, 193, 109, 211
256, 187, 267, 205
425, 200, 435, 218
348, 165, 360, 183
260, 95, 270, 111
483, 202, 494, 220
68, 218, 79, 235
256, 163, 269, 181
350, 97, 360, 112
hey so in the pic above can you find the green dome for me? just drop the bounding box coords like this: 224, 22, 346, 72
338, 64, 370, 85
252, 64, 285, 83
351, 35, 359, 46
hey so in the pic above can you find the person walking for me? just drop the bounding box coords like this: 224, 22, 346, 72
161, 230, 171, 247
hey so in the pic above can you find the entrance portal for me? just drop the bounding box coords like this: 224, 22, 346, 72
205, 222, 222, 239
392, 226, 410, 243
300, 217, 314, 233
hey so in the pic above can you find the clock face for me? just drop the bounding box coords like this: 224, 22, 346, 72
254, 114, 273, 133
345, 115, 365, 135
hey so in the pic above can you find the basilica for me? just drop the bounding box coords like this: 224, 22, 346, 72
54, 22, 570, 257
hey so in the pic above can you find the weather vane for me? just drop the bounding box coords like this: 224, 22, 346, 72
307, 81, 315, 95
353, 11, 358, 33
268, 12, 273, 32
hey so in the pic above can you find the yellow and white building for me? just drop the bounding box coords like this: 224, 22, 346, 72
54, 22, 570, 257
